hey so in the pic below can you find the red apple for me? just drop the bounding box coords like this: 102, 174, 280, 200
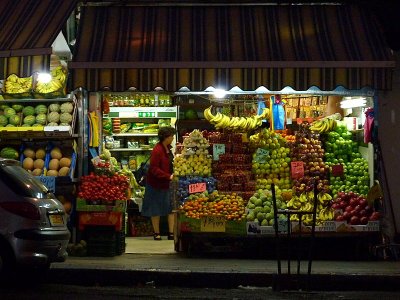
335, 215, 345, 221
359, 198, 367, 208
339, 200, 347, 209
350, 216, 360, 225
349, 198, 358, 207
342, 211, 351, 221
369, 211, 381, 221
359, 209, 367, 217
345, 205, 353, 213
360, 216, 368, 225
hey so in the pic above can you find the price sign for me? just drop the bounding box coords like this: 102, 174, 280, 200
331, 164, 344, 177
188, 182, 207, 194
37, 176, 56, 193
200, 216, 226, 232
212, 143, 225, 160
291, 161, 304, 179
138, 112, 156, 118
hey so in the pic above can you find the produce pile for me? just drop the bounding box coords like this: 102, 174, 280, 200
176, 176, 217, 203
0, 102, 73, 127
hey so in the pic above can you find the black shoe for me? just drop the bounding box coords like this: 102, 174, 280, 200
168, 233, 174, 240
153, 233, 161, 240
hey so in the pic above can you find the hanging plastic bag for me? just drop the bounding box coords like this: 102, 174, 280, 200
271, 95, 285, 130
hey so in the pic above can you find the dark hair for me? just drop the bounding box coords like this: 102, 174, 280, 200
158, 126, 176, 142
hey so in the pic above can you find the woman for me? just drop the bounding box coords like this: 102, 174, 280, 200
141, 126, 176, 240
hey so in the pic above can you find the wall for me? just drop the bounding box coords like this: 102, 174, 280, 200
377, 51, 400, 240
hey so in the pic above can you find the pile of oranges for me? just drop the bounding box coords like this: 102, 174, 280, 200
180, 191, 246, 221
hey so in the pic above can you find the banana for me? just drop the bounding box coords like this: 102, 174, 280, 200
210, 112, 223, 124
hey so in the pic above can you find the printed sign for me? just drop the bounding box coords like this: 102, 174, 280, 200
188, 182, 207, 194
331, 164, 344, 177
38, 176, 56, 193
291, 161, 304, 179
254, 148, 269, 163
212, 143, 225, 160
200, 216, 226, 232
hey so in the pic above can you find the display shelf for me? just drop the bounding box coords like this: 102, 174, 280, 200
107, 106, 178, 119
111, 133, 158, 137
109, 148, 153, 152
0, 96, 73, 103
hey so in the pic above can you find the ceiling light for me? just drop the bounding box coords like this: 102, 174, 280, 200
37, 73, 52, 84
214, 89, 227, 98
340, 97, 367, 109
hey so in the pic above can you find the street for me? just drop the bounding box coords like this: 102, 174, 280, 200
0, 284, 399, 300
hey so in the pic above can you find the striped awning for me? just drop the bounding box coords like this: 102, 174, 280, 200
69, 4, 395, 92
0, 0, 77, 78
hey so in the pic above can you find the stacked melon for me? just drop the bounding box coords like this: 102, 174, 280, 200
47, 147, 72, 177
47, 102, 74, 126
22, 147, 46, 175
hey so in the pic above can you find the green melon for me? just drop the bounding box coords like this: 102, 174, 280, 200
9, 115, 21, 126
47, 122, 59, 126
35, 104, 48, 115
23, 115, 36, 125
11, 104, 23, 112
60, 102, 73, 113
6, 124, 14, 127
60, 112, 72, 124
47, 112, 60, 123
0, 147, 18, 159
0, 105, 10, 111
0, 115, 8, 126
36, 113, 47, 125
22, 106, 35, 116
32, 123, 44, 127
4, 108, 16, 118
184, 109, 198, 120
49, 103, 60, 112
21, 123, 31, 127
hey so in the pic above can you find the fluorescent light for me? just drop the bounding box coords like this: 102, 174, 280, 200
214, 89, 227, 98
340, 97, 367, 109
37, 73, 52, 84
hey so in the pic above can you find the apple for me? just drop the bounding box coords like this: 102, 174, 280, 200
360, 216, 368, 225
350, 215, 360, 225
339, 200, 347, 209
369, 211, 381, 221
335, 215, 345, 221
342, 211, 351, 221
359, 209, 367, 217
359, 198, 367, 208
349, 198, 358, 207
354, 205, 362, 214
345, 206, 353, 213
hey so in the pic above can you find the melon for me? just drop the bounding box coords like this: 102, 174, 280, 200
4, 107, 16, 118
35, 148, 46, 159
32, 168, 42, 176
50, 147, 62, 159
0, 147, 18, 159
60, 102, 73, 113
60, 123, 70, 126
47, 122, 58, 126
58, 167, 70, 176
47, 112, 60, 123
184, 109, 198, 120
36, 113, 47, 125
23, 148, 35, 159
49, 103, 60, 112
49, 158, 60, 170
21, 124, 31, 127
6, 124, 14, 127
9, 115, 21, 126
23, 115, 36, 125
46, 170, 58, 176
22, 106, 35, 116
0, 115, 8, 126
59, 157, 71, 168
22, 157, 34, 170
33, 159, 45, 169
60, 113, 72, 124
32, 123, 44, 127
35, 104, 48, 115
11, 104, 23, 112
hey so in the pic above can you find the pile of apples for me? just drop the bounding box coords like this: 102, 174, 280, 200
331, 191, 380, 225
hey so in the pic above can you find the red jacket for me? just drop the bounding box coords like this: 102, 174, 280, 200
146, 142, 172, 190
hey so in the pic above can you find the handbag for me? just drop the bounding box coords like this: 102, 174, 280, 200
134, 157, 150, 187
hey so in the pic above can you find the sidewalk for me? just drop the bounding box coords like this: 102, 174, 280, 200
48, 252, 400, 291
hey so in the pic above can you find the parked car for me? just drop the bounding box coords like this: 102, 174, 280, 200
0, 158, 70, 278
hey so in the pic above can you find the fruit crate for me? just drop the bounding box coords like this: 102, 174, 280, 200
76, 198, 127, 212
84, 226, 125, 257
78, 211, 123, 231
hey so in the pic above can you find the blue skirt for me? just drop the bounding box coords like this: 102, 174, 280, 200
141, 184, 172, 217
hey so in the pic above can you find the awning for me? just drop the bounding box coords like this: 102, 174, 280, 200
0, 0, 77, 78
69, 4, 395, 92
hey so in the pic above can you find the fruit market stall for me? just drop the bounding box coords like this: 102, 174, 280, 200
173, 93, 382, 258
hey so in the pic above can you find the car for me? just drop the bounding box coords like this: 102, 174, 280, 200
0, 158, 70, 278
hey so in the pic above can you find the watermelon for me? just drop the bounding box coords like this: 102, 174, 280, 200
0, 105, 10, 111
184, 109, 198, 120
23, 115, 36, 125
49, 103, 60, 112
0, 147, 18, 159
0, 115, 8, 126
4, 108, 16, 118
11, 104, 23, 112
36, 113, 47, 125
9, 115, 21, 126
22, 106, 35, 116
47, 112, 60, 123
35, 104, 48, 115
32, 123, 44, 127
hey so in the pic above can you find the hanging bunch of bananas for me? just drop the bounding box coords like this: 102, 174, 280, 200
203, 106, 270, 132
310, 118, 337, 133
35, 66, 67, 94
4, 74, 33, 94
287, 192, 334, 225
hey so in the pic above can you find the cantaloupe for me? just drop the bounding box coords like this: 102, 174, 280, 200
33, 159, 45, 169
46, 170, 58, 176
50, 147, 62, 159
35, 148, 46, 159
23, 148, 35, 159
59, 157, 71, 168
32, 168, 42, 176
23, 157, 34, 170
58, 166, 70, 176
49, 159, 60, 170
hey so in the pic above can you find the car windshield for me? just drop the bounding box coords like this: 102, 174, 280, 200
0, 163, 52, 198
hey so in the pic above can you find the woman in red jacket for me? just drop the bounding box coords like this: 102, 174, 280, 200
142, 126, 176, 240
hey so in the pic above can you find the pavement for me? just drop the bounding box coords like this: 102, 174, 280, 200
47, 251, 400, 291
